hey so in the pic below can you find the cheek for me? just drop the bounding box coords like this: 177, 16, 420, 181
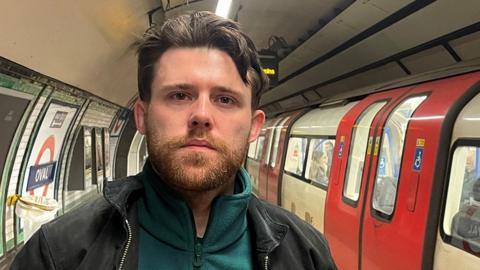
147, 108, 186, 137
228, 120, 252, 143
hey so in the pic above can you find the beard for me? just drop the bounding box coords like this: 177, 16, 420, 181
145, 127, 248, 192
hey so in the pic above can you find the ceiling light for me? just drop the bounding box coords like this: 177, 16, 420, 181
215, 0, 232, 18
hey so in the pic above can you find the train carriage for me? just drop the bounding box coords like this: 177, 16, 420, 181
247, 70, 480, 269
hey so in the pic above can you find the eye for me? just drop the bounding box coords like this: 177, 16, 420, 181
217, 96, 235, 105
170, 92, 190, 101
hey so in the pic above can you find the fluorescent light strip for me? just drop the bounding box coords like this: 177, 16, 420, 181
215, 0, 232, 18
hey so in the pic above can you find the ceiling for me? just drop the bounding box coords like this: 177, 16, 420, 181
2, 0, 480, 111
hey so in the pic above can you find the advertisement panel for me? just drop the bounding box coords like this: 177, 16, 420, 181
22, 102, 77, 198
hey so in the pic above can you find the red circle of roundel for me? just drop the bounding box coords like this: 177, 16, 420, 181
30, 135, 55, 196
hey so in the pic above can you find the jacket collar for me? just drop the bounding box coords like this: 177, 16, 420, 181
247, 196, 289, 253
103, 172, 289, 253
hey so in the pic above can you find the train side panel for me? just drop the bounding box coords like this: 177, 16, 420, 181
280, 103, 357, 232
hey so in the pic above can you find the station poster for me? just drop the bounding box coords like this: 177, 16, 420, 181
22, 102, 77, 198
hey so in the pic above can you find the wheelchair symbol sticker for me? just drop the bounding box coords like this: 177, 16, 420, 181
413, 148, 423, 172
338, 142, 344, 159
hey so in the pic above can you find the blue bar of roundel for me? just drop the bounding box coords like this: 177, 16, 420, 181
26, 161, 57, 191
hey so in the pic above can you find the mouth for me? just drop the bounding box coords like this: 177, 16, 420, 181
181, 139, 216, 151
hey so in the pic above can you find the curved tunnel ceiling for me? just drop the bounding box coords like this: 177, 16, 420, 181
2, 0, 480, 111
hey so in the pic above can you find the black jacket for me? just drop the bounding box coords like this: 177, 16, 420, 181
11, 174, 336, 270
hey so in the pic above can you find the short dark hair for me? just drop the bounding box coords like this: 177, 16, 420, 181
137, 11, 268, 109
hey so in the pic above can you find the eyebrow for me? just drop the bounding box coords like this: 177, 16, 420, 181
157, 84, 243, 97
212, 86, 243, 97
157, 83, 193, 92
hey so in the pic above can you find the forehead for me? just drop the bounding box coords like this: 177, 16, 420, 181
152, 47, 250, 93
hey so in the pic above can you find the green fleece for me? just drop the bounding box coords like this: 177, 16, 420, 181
137, 161, 253, 270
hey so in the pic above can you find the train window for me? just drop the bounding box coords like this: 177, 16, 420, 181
270, 117, 290, 167
305, 138, 335, 187
284, 137, 308, 176
343, 101, 387, 202
254, 136, 265, 160
372, 95, 427, 216
247, 139, 258, 159
443, 144, 480, 253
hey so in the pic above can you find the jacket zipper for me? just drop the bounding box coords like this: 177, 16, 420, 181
118, 219, 132, 270
193, 240, 203, 269
264, 254, 269, 270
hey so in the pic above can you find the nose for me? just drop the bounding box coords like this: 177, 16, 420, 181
188, 95, 213, 130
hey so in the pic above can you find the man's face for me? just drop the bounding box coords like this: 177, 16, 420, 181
135, 47, 265, 192
324, 143, 333, 153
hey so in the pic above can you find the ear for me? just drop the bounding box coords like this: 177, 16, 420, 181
134, 100, 147, 135
248, 110, 265, 142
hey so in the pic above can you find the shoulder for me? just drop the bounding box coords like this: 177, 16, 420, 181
249, 196, 320, 237
249, 197, 336, 269
42, 196, 119, 252
12, 196, 120, 270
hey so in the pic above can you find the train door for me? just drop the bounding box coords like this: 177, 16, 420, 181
325, 87, 410, 270
359, 72, 480, 270
359, 93, 428, 270
258, 116, 285, 201
246, 120, 268, 196
262, 110, 303, 204
264, 116, 290, 204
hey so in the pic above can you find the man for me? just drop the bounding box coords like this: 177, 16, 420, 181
12, 11, 336, 270
453, 178, 480, 240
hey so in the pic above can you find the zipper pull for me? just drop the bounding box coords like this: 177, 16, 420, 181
193, 242, 203, 269
264, 255, 269, 270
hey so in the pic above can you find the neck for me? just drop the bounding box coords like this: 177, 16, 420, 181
173, 177, 236, 238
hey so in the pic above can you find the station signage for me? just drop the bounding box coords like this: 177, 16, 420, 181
26, 161, 57, 191
22, 102, 77, 197
259, 50, 278, 87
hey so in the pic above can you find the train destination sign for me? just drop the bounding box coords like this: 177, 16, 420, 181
26, 161, 57, 191
259, 50, 278, 87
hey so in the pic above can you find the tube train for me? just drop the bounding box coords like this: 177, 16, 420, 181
246, 66, 480, 269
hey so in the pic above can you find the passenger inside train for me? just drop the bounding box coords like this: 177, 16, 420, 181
307, 140, 333, 186
452, 178, 480, 243
10, 11, 336, 270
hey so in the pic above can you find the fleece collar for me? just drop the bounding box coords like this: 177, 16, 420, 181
137, 160, 252, 252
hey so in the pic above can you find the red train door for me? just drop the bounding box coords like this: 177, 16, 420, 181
265, 113, 300, 204
258, 111, 303, 204
325, 86, 412, 270
359, 73, 480, 270
257, 117, 282, 200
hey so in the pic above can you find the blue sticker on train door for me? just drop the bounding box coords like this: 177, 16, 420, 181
338, 136, 345, 159
378, 156, 386, 176
413, 148, 423, 172
338, 142, 344, 159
